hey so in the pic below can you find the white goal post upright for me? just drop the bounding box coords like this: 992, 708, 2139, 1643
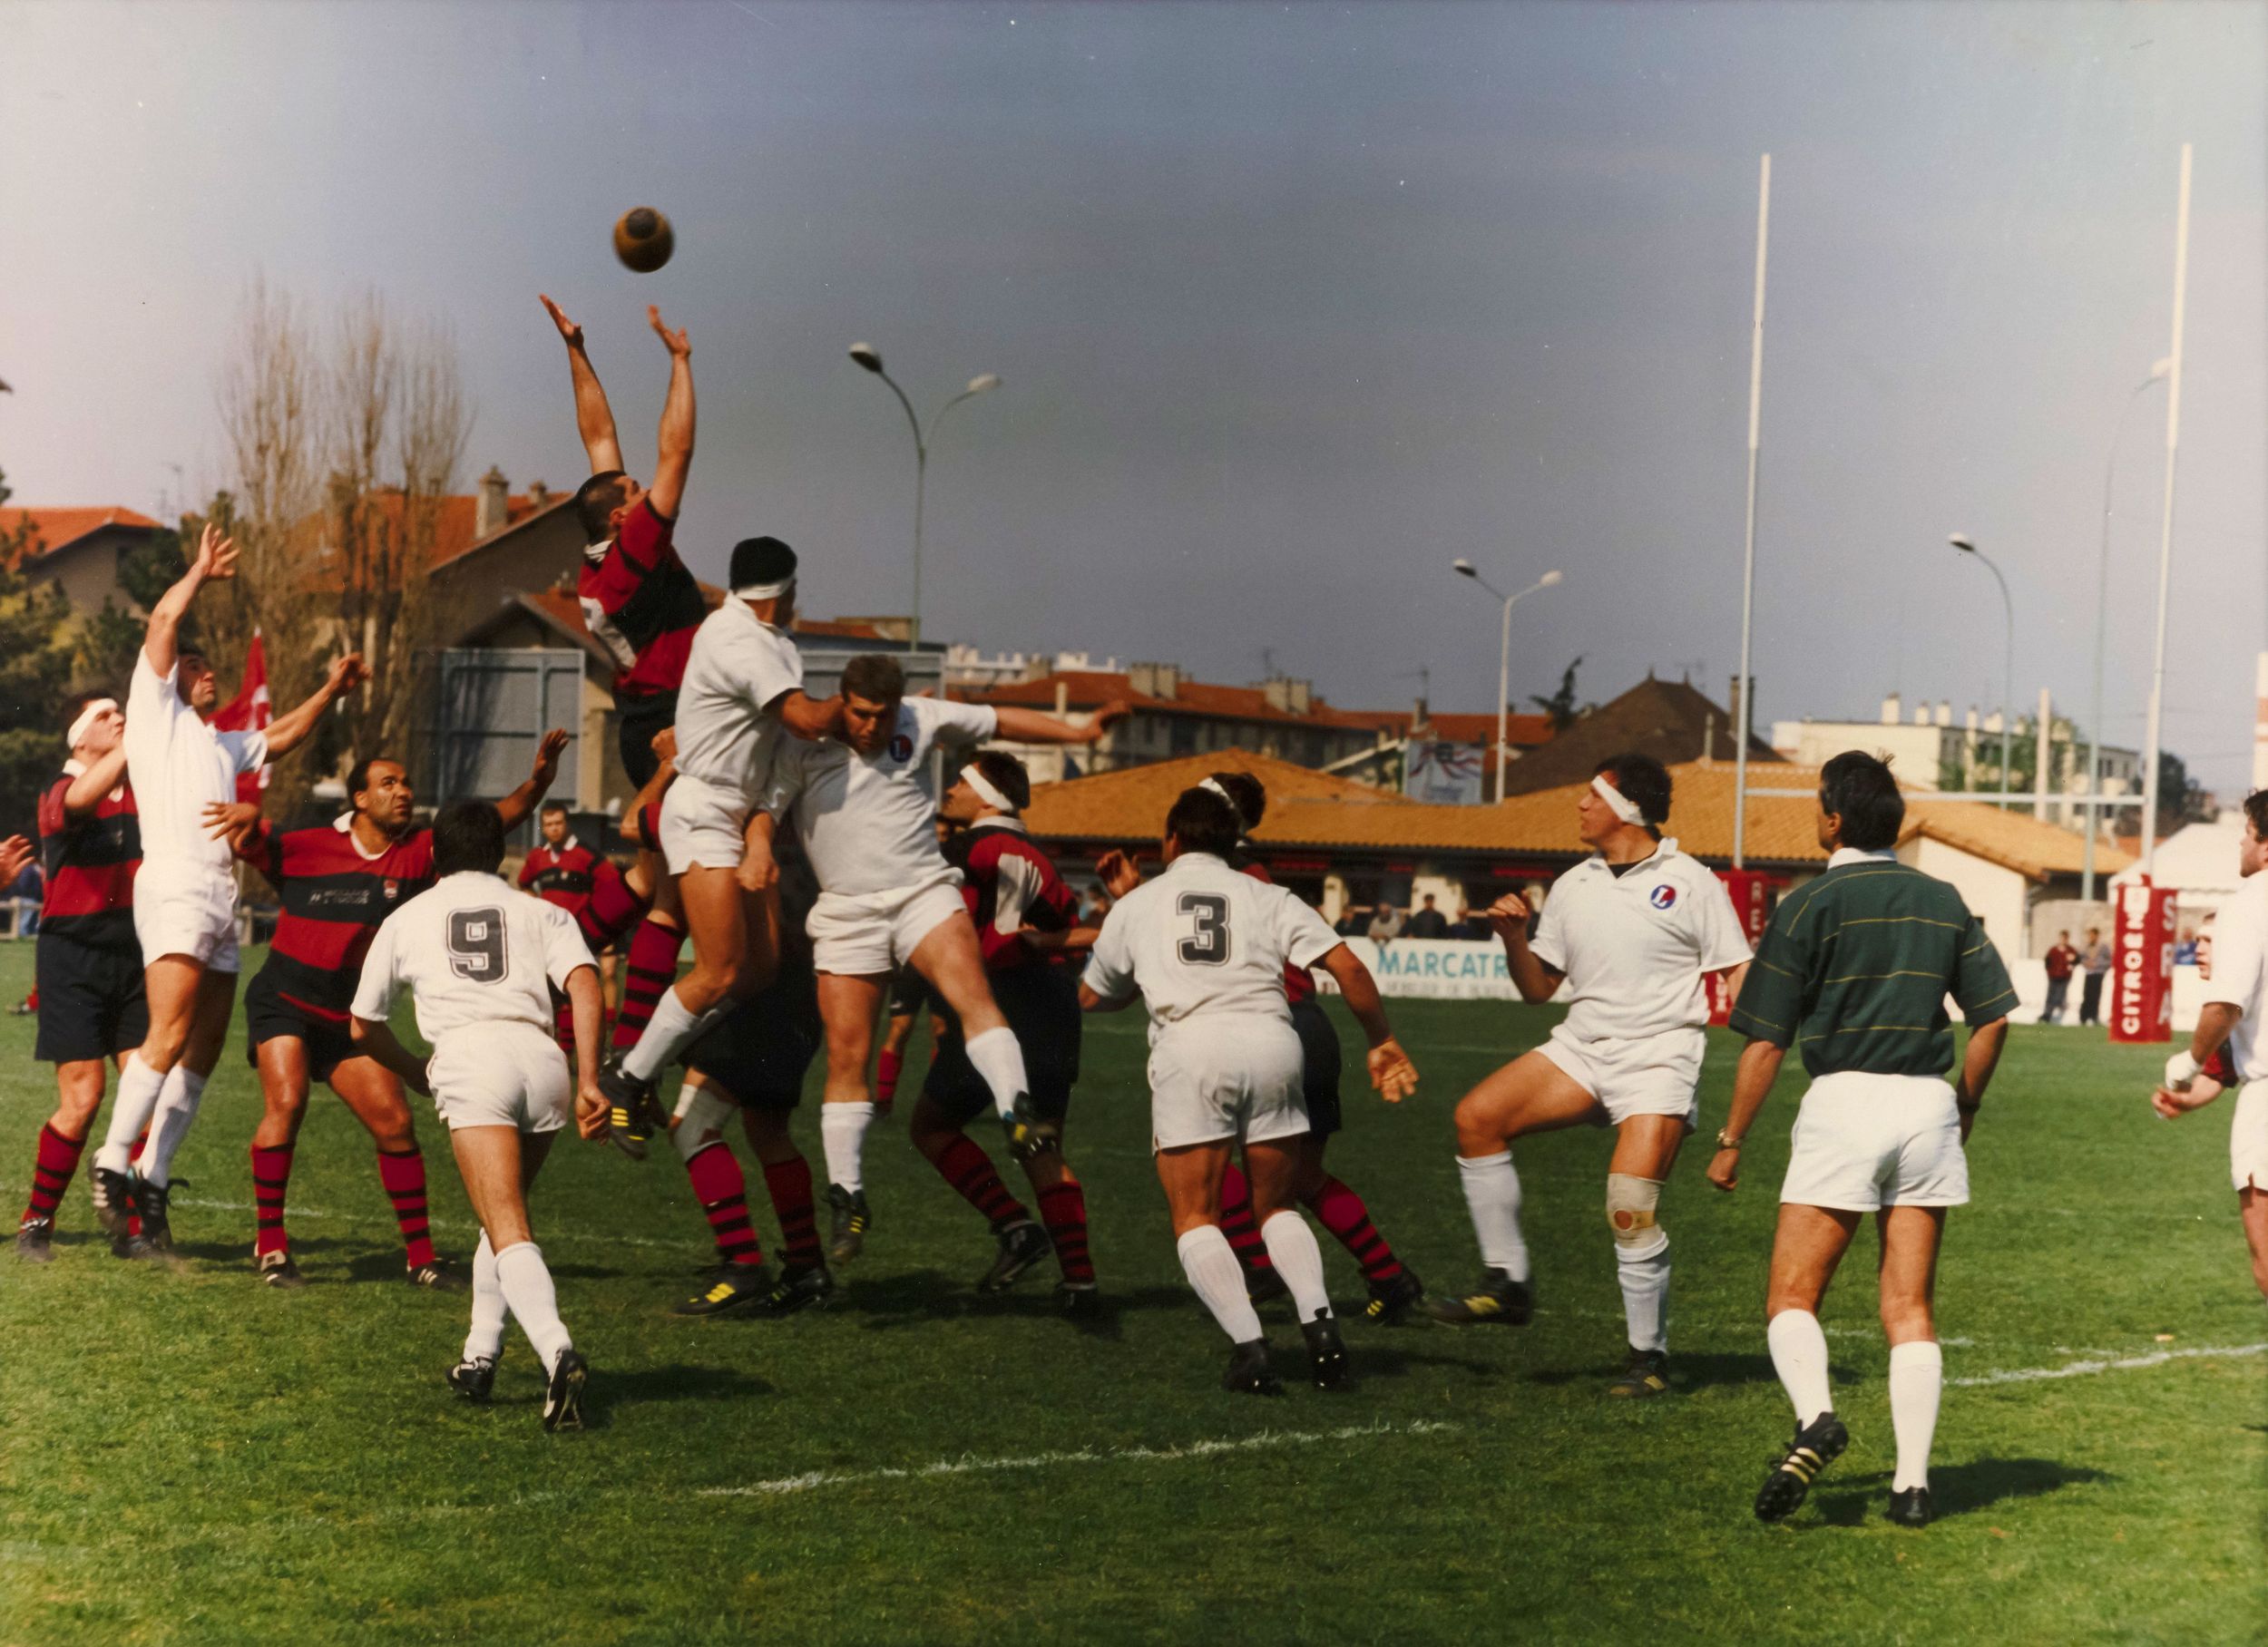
1733, 152, 1771, 870
2139, 143, 2193, 879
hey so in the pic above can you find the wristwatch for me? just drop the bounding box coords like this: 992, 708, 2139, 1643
1715, 1127, 1744, 1150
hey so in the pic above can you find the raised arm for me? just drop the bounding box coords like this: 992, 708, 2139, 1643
262, 654, 368, 764
63, 746, 130, 817
494, 728, 570, 832
143, 522, 237, 679
1484, 892, 1565, 1003
541, 294, 623, 473
776, 689, 845, 744
991, 702, 1129, 747
647, 307, 694, 521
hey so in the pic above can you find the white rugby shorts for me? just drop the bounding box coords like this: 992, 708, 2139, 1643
659, 774, 753, 876
132, 865, 241, 975
1780, 1069, 1970, 1211
427, 1023, 572, 1135
807, 876, 967, 978
2231, 1081, 2268, 1194
1147, 1014, 1309, 1153
1535, 1023, 1704, 1127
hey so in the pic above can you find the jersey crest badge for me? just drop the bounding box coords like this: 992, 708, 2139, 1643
889, 733, 914, 763
1649, 883, 1677, 911
383, 878, 401, 902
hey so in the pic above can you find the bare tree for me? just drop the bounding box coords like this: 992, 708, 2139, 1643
212, 278, 472, 814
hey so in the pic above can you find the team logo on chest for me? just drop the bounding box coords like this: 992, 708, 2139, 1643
382, 878, 401, 903
889, 733, 914, 763
1648, 883, 1677, 911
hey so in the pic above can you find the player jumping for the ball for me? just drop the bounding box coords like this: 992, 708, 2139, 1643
351, 803, 607, 1431
1428, 755, 1753, 1400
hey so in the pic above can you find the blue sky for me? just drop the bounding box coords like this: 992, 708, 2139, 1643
4, 1, 2263, 789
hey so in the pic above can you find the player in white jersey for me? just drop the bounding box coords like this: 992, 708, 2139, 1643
601, 535, 844, 1147
1080, 785, 1417, 1394
1428, 755, 1753, 1400
93, 523, 366, 1257
351, 803, 606, 1430
750, 652, 1120, 1258
2152, 789, 2268, 1301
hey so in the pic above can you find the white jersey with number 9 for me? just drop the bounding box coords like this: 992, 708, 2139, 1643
351, 871, 596, 1051
1081, 851, 1341, 1044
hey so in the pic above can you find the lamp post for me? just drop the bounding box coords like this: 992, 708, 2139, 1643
2081, 361, 2171, 904
1949, 533, 2014, 806
847, 343, 1001, 652
1452, 560, 1563, 804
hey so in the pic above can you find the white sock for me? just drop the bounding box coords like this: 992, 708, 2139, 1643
820, 1102, 875, 1194
494, 1241, 572, 1375
94, 1054, 167, 1174
137, 1067, 209, 1188
1766, 1309, 1834, 1428
1178, 1223, 1264, 1344
1456, 1152, 1531, 1282
463, 1233, 508, 1364
1888, 1340, 1944, 1491
1618, 1245, 1671, 1354
1259, 1210, 1333, 1321
620, 986, 724, 1084
963, 1026, 1030, 1117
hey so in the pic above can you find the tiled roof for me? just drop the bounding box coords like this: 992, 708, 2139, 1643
1026, 753, 2134, 881
1497, 677, 1780, 795
1020, 749, 1408, 841
0, 506, 161, 565
967, 669, 1407, 733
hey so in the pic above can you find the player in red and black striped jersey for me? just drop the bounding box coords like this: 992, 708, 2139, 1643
917, 751, 1102, 1316
15, 694, 142, 1262
538, 293, 701, 1114
213, 732, 567, 1288
521, 801, 622, 1015
1097, 769, 1424, 1325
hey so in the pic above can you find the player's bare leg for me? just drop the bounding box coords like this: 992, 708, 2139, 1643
1428, 1050, 1599, 1324
1241, 1131, 1421, 1325
449, 1125, 582, 1428
2241, 1185, 2268, 1300
816, 970, 888, 1260
1875, 1204, 1948, 1525
905, 1088, 1059, 1299
16, 1056, 112, 1260
1245, 1132, 1349, 1387
330, 1056, 456, 1289
1156, 1138, 1280, 1392
1603, 1113, 1686, 1396
1754, 1203, 1862, 1523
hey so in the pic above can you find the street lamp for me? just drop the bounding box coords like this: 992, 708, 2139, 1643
2082, 359, 2171, 903
1949, 532, 2014, 806
1452, 560, 1563, 804
846, 342, 1001, 652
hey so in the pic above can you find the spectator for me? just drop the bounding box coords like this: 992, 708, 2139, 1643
2078, 924, 2113, 1026
1407, 893, 1449, 940
1335, 903, 1370, 938
2174, 923, 2198, 966
8, 856, 41, 939
1367, 902, 1404, 944
2042, 929, 2078, 1024
1453, 901, 1491, 942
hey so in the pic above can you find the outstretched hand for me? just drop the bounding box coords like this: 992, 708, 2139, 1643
650, 306, 689, 358
540, 293, 583, 347
531, 727, 571, 786
1367, 1038, 1419, 1104
1095, 849, 1143, 901
0, 834, 29, 886
201, 801, 261, 845
576, 1083, 609, 1141
325, 654, 370, 695
192, 521, 240, 582
1084, 701, 1133, 742
1484, 892, 1532, 940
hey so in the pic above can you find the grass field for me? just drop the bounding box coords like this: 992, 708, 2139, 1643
0, 941, 2263, 1645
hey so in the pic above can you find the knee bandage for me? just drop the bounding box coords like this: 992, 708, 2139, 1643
1606, 1173, 1667, 1261
673, 1084, 736, 1161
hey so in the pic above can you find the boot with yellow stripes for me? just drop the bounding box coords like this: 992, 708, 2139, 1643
1753, 1413, 1850, 1522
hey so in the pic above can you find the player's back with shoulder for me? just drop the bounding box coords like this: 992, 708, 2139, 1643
1091, 852, 1336, 1028
360, 872, 592, 1047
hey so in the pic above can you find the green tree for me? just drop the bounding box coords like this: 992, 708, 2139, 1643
1529, 657, 1588, 733
0, 467, 96, 834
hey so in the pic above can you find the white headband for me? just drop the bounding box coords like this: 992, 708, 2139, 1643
1591, 775, 1647, 827
962, 765, 1016, 814
67, 698, 118, 749
733, 575, 795, 602
1198, 776, 1249, 828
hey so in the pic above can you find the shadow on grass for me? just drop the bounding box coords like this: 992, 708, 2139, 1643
583, 1362, 777, 1424
1810, 1457, 2114, 1525
1523, 1351, 1824, 1392
846, 1270, 1191, 1332
1343, 1343, 1502, 1382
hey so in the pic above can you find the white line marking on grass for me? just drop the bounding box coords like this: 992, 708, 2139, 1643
1950, 1342, 2268, 1388
698, 1418, 1459, 1499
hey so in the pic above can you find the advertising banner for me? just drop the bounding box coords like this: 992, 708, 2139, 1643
1313, 937, 1517, 1000
1706, 869, 1777, 1025
2109, 877, 2175, 1044
1403, 741, 1487, 806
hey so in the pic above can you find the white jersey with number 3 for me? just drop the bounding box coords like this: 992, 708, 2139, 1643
351, 872, 595, 1050
1082, 852, 1341, 1044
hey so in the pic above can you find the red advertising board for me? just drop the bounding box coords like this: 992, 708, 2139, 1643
1708, 869, 1777, 1025
2109, 878, 2175, 1044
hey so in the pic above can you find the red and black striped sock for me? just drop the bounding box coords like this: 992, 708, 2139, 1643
579, 869, 650, 952
250, 1144, 293, 1255
762, 1155, 824, 1267
611, 916, 686, 1054
931, 1134, 1030, 1231
686, 1141, 765, 1266
876, 1049, 904, 1106
551, 990, 578, 1060
24, 1124, 85, 1227
126, 1130, 147, 1238
1308, 1174, 1404, 1283
1218, 1163, 1276, 1273
1036, 1179, 1094, 1285
376, 1147, 436, 1270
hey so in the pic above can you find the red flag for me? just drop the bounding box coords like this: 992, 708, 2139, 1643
213, 630, 272, 803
